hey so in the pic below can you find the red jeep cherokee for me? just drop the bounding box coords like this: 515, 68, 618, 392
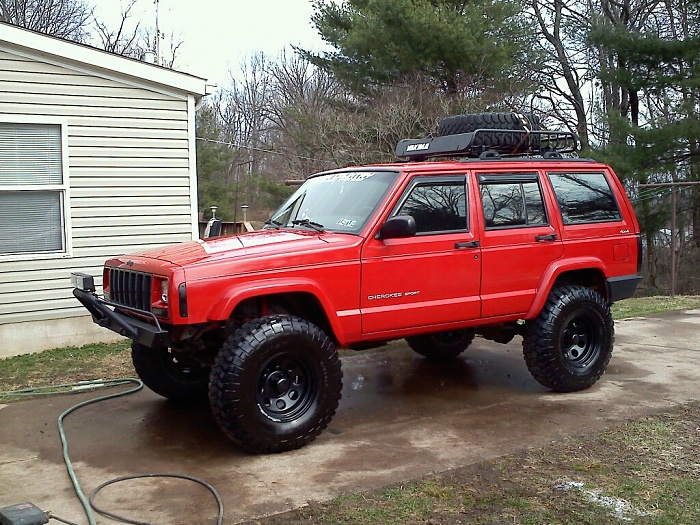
72, 113, 642, 453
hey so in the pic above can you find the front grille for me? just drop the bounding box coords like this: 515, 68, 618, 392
108, 268, 152, 311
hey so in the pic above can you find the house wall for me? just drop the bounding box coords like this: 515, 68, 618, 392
0, 48, 198, 357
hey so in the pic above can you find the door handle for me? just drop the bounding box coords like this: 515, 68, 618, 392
455, 240, 480, 249
535, 234, 558, 242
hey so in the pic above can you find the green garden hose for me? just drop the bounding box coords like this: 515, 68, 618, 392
0, 379, 224, 525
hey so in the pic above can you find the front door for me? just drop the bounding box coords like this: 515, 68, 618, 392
360, 175, 481, 335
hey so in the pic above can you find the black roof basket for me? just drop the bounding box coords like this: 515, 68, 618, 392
395, 128, 578, 161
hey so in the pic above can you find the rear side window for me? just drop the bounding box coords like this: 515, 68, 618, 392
548, 172, 621, 224
479, 176, 547, 229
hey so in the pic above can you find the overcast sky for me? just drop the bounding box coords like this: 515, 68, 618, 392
94, 0, 331, 86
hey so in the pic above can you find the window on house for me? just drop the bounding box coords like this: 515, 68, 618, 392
0, 122, 68, 257
548, 172, 621, 224
395, 178, 468, 234
479, 174, 548, 229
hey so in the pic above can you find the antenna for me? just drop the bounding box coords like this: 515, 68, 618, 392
154, 0, 161, 65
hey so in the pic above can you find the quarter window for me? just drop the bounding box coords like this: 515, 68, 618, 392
0, 122, 68, 257
548, 172, 621, 224
396, 179, 467, 233
480, 178, 547, 229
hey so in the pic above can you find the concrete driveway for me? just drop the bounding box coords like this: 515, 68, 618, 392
1, 310, 699, 524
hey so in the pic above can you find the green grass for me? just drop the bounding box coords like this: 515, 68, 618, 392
611, 295, 700, 319
0, 340, 131, 395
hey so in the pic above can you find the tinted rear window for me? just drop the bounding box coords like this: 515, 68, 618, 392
480, 181, 548, 229
548, 172, 621, 224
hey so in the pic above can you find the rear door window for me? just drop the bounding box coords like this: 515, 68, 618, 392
548, 172, 621, 224
478, 173, 547, 229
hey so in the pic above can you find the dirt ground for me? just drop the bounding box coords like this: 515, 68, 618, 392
1, 310, 699, 524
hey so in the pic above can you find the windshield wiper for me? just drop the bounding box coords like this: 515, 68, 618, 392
263, 218, 283, 230
291, 218, 325, 232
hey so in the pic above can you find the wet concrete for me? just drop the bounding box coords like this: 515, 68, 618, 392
1, 310, 699, 524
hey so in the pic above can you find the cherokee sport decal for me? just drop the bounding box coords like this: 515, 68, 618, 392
367, 290, 421, 300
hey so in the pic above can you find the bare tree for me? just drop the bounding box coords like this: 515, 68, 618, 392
219, 54, 277, 179
526, 0, 593, 148
140, 28, 183, 68
92, 0, 141, 57
597, 0, 662, 131
92, 0, 183, 66
0, 0, 92, 41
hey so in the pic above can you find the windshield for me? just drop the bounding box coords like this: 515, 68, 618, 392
268, 171, 398, 234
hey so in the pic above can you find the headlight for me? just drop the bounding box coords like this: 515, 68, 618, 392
71, 272, 95, 293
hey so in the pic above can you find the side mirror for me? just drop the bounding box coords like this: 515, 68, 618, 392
377, 215, 417, 240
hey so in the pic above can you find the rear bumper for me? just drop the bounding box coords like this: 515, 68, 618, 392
73, 288, 169, 348
607, 274, 642, 303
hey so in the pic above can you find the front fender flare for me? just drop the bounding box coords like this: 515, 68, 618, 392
206, 277, 351, 343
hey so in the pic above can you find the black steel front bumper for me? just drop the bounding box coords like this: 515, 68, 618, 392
73, 288, 169, 348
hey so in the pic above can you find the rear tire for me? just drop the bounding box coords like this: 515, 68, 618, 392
131, 343, 210, 401
406, 329, 475, 361
522, 286, 613, 392
209, 315, 342, 453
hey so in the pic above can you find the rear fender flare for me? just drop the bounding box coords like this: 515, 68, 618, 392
525, 257, 607, 319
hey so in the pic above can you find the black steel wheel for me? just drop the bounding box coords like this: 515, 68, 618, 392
522, 285, 613, 392
209, 315, 342, 453
255, 352, 318, 423
131, 342, 210, 401
406, 329, 475, 361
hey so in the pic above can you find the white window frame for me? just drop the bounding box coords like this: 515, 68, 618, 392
0, 116, 73, 262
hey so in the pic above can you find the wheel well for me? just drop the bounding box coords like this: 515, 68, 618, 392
552, 269, 608, 301
230, 293, 336, 343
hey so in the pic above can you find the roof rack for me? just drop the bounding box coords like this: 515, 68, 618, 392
395, 128, 578, 161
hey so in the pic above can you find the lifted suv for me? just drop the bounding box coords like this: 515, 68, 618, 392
72, 113, 642, 453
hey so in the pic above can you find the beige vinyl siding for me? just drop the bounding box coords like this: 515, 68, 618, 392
0, 48, 198, 325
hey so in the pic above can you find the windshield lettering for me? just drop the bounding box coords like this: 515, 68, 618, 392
324, 172, 376, 183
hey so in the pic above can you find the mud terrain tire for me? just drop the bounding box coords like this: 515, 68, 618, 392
406, 329, 475, 361
522, 285, 613, 392
209, 315, 343, 453
438, 112, 542, 152
131, 342, 210, 401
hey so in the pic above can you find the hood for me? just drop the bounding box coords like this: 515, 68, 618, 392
126, 229, 343, 266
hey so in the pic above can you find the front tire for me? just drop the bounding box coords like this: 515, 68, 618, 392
522, 285, 613, 392
209, 315, 343, 453
131, 343, 210, 401
406, 329, 475, 361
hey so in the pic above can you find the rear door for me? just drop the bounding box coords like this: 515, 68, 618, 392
477, 171, 564, 318
360, 175, 482, 334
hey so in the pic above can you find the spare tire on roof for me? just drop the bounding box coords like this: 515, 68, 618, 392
437, 112, 542, 153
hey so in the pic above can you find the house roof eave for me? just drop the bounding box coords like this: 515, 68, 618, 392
0, 22, 209, 99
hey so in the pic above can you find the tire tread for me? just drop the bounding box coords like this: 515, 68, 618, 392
209, 315, 342, 453
522, 285, 613, 392
438, 112, 542, 152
